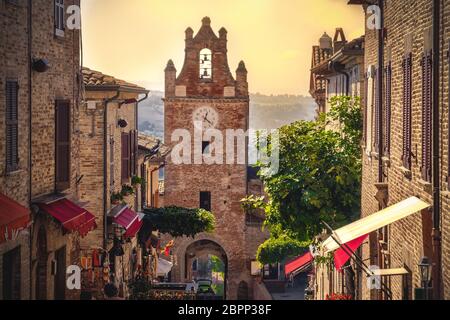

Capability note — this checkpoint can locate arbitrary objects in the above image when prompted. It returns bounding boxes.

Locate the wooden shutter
[421,51,433,182]
[110,135,115,189]
[448,44,450,188]
[374,68,380,151]
[129,130,137,177]
[5,81,19,173]
[121,132,130,182]
[55,100,71,191]
[54,0,65,32]
[384,62,392,156]
[402,54,413,170]
[363,72,368,147]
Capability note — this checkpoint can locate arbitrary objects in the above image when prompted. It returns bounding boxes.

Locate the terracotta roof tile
[82,67,148,93]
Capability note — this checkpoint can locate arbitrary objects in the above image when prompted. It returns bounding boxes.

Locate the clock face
[193,106,219,129]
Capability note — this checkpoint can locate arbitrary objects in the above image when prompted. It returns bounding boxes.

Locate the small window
[202,141,211,155]
[54,0,65,37]
[200,191,211,211]
[200,48,212,79]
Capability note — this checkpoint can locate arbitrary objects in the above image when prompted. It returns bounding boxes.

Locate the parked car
[196,279,215,295]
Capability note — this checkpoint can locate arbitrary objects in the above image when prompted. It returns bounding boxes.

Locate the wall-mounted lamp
[118,119,128,128]
[32,58,50,73]
[415,256,433,300]
[418,256,432,287]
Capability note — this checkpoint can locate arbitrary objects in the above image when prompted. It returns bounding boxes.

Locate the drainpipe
[103,92,120,250]
[27,0,33,300]
[431,0,442,300]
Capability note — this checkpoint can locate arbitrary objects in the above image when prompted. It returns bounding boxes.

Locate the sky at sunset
[81,0,364,95]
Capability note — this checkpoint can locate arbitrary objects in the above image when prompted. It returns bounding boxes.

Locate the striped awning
[38,198,97,237]
[0,193,31,244]
[322,197,430,253]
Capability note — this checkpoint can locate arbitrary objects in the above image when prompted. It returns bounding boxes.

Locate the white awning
[370,268,409,277]
[322,197,430,253]
[156,258,174,276]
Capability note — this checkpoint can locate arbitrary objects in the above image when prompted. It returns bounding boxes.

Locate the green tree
[139,207,215,240]
[255,96,362,264]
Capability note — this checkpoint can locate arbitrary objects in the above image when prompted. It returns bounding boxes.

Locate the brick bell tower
[164,17,252,300]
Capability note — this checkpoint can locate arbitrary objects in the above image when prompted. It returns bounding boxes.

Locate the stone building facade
[309,29,365,300]
[350,0,450,300]
[0,0,96,301]
[311,30,365,114]
[163,17,266,300]
[137,133,170,211]
[80,67,149,298]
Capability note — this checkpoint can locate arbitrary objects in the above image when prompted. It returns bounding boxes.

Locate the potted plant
[131,176,145,187]
[111,192,124,205]
[121,184,135,196]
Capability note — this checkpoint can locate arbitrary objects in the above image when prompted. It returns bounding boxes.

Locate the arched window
[200,48,212,79]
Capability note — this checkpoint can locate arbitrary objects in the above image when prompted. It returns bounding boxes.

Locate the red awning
[285,252,314,277]
[38,199,97,237]
[334,234,368,271]
[0,193,31,244]
[113,208,143,239]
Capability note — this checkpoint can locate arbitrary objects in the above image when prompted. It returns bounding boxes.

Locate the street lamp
[418,256,432,300]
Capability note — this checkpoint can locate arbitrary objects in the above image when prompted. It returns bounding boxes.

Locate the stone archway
[184,239,228,299]
[35,226,48,300]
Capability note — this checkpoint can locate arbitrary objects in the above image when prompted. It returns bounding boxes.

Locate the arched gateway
[164,17,263,300]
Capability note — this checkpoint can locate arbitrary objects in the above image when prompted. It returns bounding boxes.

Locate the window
[2,246,21,300]
[200,48,212,79]
[202,141,211,155]
[54,0,65,37]
[200,191,211,211]
[402,53,413,170]
[55,100,71,191]
[5,80,19,173]
[121,132,130,182]
[421,51,433,182]
[365,67,375,155]
[384,62,392,156]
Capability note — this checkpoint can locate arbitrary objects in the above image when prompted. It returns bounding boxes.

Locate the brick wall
[360,0,450,300]
[79,92,138,249]
[0,0,82,300]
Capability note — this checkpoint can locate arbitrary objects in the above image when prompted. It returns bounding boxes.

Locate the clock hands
[203,111,213,126]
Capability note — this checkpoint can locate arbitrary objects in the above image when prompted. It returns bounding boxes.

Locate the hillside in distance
[138,91,316,139]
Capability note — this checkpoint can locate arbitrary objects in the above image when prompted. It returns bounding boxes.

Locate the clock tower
[163,17,254,299]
